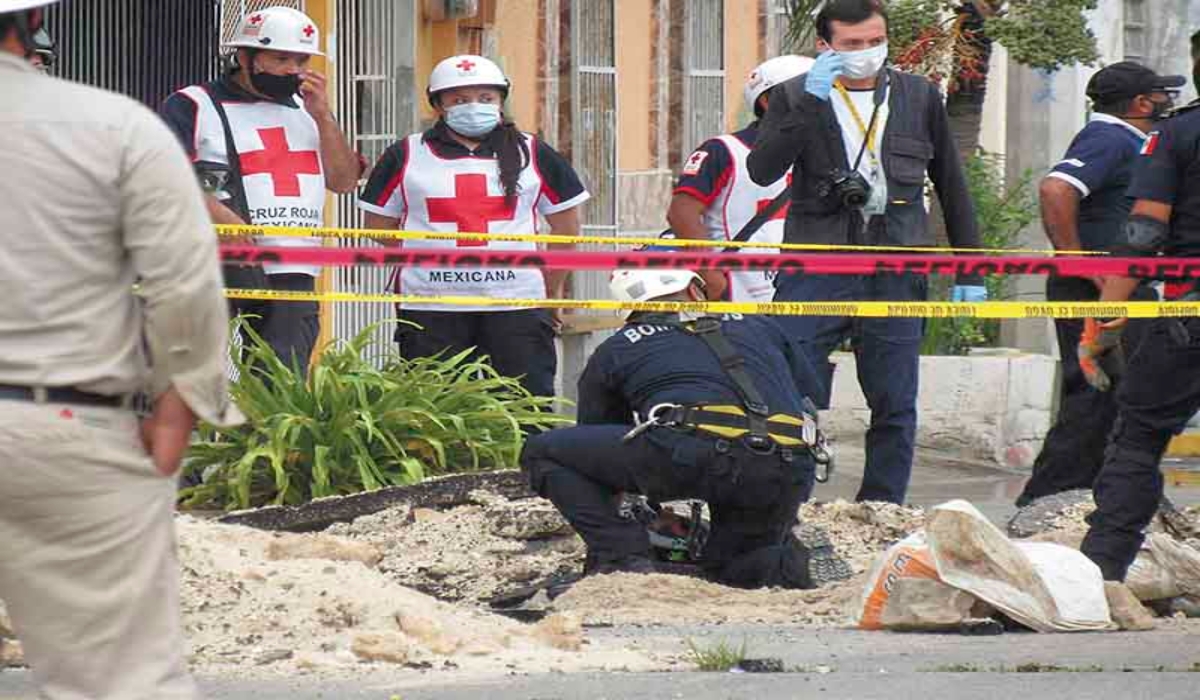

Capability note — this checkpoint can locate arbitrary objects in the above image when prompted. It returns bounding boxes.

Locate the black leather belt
[0,384,126,408]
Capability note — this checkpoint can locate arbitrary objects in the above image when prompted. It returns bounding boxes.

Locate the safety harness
[622,315,834,482]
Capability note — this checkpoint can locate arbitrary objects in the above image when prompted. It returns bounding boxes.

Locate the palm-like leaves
[182,320,570,510]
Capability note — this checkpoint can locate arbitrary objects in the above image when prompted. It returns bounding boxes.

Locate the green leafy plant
[181,320,569,511]
[922,149,1037,355]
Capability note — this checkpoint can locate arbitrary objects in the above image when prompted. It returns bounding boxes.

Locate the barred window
[1123,0,1147,63]
[564,0,619,304]
[331,0,419,354]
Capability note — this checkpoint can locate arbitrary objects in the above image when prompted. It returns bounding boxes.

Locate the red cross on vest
[456,58,476,72]
[240,127,321,198]
[426,173,516,247]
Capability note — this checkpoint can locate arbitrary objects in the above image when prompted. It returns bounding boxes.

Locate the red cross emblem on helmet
[303,24,315,38]
[249,13,264,25]
[456,59,477,73]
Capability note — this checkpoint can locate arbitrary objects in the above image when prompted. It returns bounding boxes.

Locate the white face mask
[840,43,888,80]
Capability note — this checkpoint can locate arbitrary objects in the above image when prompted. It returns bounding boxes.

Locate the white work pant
[0,400,196,699]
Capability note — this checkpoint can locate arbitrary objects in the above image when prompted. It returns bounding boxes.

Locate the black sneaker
[792,521,853,587]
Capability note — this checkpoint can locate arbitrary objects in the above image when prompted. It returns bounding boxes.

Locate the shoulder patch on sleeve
[682,150,710,176]
[1141,132,1160,156]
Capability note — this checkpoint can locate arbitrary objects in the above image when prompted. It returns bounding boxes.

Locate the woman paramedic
[359,55,590,398]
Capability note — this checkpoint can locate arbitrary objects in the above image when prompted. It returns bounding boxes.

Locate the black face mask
[1150,98,1174,121]
[251,71,301,101]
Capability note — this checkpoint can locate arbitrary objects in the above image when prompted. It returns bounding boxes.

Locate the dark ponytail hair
[483,116,530,206]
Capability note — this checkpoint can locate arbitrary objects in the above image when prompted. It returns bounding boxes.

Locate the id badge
[862,164,887,217]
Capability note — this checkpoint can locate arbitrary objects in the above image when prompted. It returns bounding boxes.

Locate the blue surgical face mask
[445,102,502,138]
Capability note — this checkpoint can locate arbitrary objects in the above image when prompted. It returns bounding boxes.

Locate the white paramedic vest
[392,132,548,312]
[702,134,790,304]
[180,85,325,276]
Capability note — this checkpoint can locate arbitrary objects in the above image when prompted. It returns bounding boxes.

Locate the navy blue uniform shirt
[1046,113,1146,251]
[1128,103,1200,255]
[576,313,823,425]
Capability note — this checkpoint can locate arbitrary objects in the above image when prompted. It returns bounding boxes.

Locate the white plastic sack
[925,500,1111,633]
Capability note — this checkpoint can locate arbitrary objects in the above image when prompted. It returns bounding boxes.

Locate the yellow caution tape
[216,224,1105,256]
[225,288,1200,319]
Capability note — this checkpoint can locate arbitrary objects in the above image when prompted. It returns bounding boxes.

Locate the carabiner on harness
[812,431,835,483]
[622,402,680,442]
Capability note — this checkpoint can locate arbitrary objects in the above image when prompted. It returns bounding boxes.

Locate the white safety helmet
[744,55,815,115]
[224,6,323,57]
[428,54,510,99]
[0,0,58,11]
[610,269,705,316]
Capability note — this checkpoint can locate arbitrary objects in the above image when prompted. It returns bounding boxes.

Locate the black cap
[1087,61,1187,103]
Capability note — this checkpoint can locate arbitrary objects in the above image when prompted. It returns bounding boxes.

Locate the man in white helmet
[0,0,240,697]
[359,55,589,401]
[668,55,814,302]
[161,6,360,376]
[517,269,849,592]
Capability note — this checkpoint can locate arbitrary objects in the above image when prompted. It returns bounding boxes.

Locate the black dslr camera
[819,169,872,209]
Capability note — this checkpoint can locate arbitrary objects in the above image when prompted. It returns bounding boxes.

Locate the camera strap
[835,70,889,174]
[204,85,253,222]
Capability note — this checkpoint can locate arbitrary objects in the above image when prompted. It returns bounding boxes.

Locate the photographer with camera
[748,0,983,505]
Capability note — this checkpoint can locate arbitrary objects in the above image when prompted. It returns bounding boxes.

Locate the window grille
[330,0,419,354]
[568,0,620,305]
[682,0,725,163]
[42,0,222,109]
[1123,0,1147,63]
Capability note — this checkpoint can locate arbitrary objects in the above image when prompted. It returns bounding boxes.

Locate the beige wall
[616,0,655,171]
[724,0,762,131]
[415,18,458,124]
[492,0,541,130]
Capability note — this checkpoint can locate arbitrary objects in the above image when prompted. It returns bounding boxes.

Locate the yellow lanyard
[834,80,879,156]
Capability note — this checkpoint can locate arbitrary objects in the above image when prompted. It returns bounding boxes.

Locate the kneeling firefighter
[520,269,850,589]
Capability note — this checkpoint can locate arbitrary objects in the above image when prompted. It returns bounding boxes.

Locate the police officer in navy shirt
[520,269,849,589]
[1074,89,1200,584]
[1016,62,1183,507]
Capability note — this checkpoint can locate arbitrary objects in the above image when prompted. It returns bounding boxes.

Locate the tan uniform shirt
[0,53,240,426]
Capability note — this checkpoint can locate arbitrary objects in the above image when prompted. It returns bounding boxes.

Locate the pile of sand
[325,490,584,603]
[799,500,926,574]
[555,572,864,627]
[321,494,926,628]
[327,493,925,606]
[175,518,658,675]
[0,495,931,675]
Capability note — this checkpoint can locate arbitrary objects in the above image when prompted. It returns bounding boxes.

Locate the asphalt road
[5,624,1200,699]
